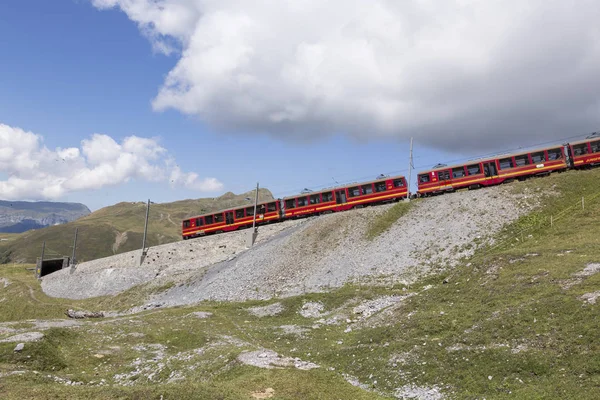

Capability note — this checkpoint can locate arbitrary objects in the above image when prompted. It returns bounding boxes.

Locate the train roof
[417,143,566,174]
[282,174,406,200]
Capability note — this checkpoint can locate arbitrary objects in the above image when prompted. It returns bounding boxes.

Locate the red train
[182,175,407,239]
[182,135,600,240]
[416,137,600,196]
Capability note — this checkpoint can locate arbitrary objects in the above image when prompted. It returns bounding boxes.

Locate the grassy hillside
[0,189,274,264]
[0,169,598,399]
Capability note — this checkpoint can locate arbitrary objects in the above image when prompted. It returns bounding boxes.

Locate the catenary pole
[71,227,78,267]
[406,137,414,201]
[140,199,150,265]
[252,182,259,232]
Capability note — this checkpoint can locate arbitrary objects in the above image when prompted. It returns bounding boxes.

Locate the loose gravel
[42,184,539,306]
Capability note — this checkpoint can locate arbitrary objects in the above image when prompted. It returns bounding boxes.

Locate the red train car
[417,145,568,196]
[568,137,600,168]
[182,200,282,239]
[282,174,408,218]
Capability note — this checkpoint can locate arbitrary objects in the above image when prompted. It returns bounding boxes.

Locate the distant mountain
[0,189,274,264]
[0,200,91,233]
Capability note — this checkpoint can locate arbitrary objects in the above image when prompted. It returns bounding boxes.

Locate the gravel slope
[42,184,539,304]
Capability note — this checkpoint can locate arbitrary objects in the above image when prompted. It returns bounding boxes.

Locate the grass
[0,169,599,398]
[365,201,412,240]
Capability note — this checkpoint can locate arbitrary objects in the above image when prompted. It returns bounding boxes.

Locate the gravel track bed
[42,184,539,305]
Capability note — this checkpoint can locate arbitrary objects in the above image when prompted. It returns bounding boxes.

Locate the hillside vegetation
[0,189,273,264]
[0,169,598,399]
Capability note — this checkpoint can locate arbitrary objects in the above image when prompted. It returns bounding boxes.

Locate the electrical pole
[36,241,46,278]
[405,137,414,201]
[248,183,259,247]
[70,228,78,268]
[140,199,150,265]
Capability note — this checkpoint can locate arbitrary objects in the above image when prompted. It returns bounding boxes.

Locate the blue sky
[1,1,598,210]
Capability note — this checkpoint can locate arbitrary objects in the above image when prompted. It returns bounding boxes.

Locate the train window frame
[298,196,308,207]
[530,151,545,163]
[466,164,481,175]
[437,171,450,181]
[573,143,589,156]
[322,192,333,202]
[309,194,321,204]
[183,220,191,228]
[547,148,562,160]
[590,140,600,153]
[235,209,245,218]
[393,178,405,187]
[284,199,296,209]
[196,218,204,226]
[419,174,430,183]
[514,154,530,167]
[452,167,466,179]
[267,202,277,212]
[348,186,361,197]
[205,215,214,225]
[214,213,224,223]
[374,181,387,192]
[246,206,255,216]
[499,158,514,170]
[361,184,374,195]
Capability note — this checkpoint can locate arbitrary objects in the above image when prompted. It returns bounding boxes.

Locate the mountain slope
[0,189,273,264]
[0,200,91,233]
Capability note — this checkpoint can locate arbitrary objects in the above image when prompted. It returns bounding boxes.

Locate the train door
[336,190,347,204]
[484,161,498,177]
[225,211,234,225]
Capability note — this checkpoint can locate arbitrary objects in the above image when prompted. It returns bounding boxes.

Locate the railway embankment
[42,183,541,304]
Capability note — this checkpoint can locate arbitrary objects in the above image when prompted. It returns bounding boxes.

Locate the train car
[417,145,568,196]
[568,137,600,168]
[282,174,408,218]
[182,200,282,239]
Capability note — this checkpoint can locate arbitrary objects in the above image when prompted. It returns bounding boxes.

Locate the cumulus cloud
[0,123,223,201]
[92,0,600,151]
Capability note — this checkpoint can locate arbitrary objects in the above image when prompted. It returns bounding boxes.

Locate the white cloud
[0,123,223,201]
[92,0,600,151]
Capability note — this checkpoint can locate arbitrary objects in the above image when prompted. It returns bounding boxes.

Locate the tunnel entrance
[36,257,70,278]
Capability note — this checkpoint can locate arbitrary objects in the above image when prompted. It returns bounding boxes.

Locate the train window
[467,164,481,175]
[322,192,333,202]
[361,184,374,194]
[437,171,450,181]
[573,143,588,156]
[183,220,191,228]
[547,148,562,160]
[246,206,255,216]
[205,215,214,224]
[530,152,544,163]
[214,213,224,223]
[284,199,296,209]
[499,158,514,169]
[310,194,321,204]
[452,167,466,178]
[514,154,530,166]
[196,218,204,226]
[267,202,277,212]
[591,141,600,153]
[419,174,430,183]
[236,209,245,218]
[348,187,361,197]
[298,196,308,206]
[374,182,387,192]
[393,179,405,187]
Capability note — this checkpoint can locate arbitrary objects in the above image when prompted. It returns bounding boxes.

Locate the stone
[14,343,24,352]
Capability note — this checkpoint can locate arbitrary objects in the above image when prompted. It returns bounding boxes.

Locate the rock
[14,343,24,352]
[66,309,104,319]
